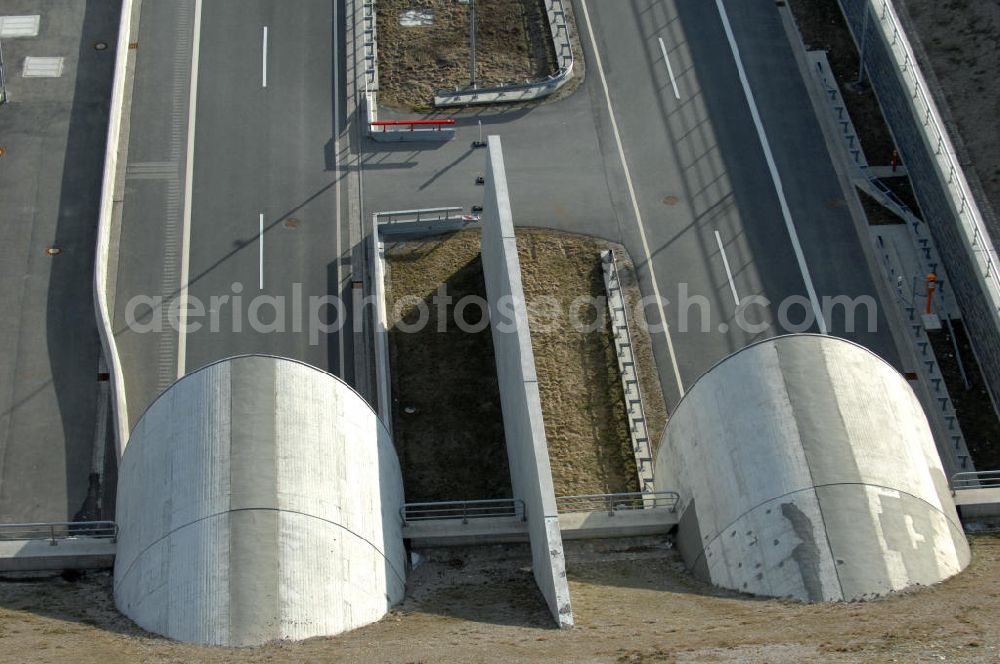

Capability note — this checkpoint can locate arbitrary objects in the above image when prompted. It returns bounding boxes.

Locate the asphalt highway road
[184,0,351,379]
[115,0,352,425]
[364,0,901,409]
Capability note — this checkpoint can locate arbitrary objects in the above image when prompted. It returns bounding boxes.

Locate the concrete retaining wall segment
[94,0,135,455]
[836,0,1000,413]
[479,136,573,627]
[370,219,392,429]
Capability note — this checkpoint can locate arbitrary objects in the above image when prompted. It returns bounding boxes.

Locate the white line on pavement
[714,0,828,334]
[579,0,686,398]
[262,26,268,88]
[657,37,681,100]
[714,230,740,306]
[177,0,203,379]
[259,213,265,290]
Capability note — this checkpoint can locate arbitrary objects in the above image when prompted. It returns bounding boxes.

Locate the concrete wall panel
[480,136,573,627]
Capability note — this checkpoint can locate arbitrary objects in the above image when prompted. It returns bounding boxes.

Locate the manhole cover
[284,217,300,229]
[94,41,108,50]
[663,195,680,206]
[46,246,61,256]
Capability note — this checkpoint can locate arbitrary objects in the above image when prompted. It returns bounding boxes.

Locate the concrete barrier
[479,136,573,628]
[433,0,575,107]
[0,539,116,572]
[93,0,137,455]
[836,0,1000,412]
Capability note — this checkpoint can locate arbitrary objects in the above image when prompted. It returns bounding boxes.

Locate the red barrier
[370,119,456,132]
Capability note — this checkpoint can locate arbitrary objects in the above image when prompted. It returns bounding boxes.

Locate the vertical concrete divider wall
[94,0,137,455]
[479,136,573,627]
[836,0,1000,409]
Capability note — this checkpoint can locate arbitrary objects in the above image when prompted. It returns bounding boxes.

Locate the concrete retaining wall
[114,355,406,646]
[94,0,137,454]
[479,136,573,627]
[655,335,970,601]
[836,0,1000,412]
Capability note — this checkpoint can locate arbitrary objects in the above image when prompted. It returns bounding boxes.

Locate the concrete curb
[93,0,137,456]
[433,0,575,107]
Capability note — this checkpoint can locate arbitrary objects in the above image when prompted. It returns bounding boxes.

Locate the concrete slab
[22,55,63,77]
[0,15,40,38]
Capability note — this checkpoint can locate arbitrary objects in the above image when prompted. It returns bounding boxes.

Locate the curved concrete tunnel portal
[113,355,406,647]
[654,334,970,601]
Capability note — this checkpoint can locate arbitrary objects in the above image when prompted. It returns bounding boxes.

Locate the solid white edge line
[657,37,681,100]
[579,0,686,398]
[177,0,203,379]
[714,230,740,307]
[334,2,345,377]
[714,0,828,334]
[262,25,268,88]
[259,213,264,290]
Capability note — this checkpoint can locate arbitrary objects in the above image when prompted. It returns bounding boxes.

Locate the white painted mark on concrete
[714,0,828,334]
[177,0,204,378]
[0,15,41,38]
[22,56,64,78]
[262,26,268,88]
[259,213,265,290]
[657,37,681,100]
[579,0,686,398]
[714,230,740,307]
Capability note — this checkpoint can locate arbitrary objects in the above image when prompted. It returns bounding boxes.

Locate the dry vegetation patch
[386,229,649,499]
[2,537,999,662]
[376,0,557,110]
[385,231,510,502]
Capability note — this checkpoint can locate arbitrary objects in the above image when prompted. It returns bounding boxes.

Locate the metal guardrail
[602,250,655,493]
[376,207,465,226]
[401,499,526,525]
[556,492,679,514]
[864,0,1000,308]
[0,521,118,544]
[952,470,1000,490]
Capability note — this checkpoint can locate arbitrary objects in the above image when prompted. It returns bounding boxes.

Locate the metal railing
[401,499,526,525]
[863,0,1000,308]
[951,470,1000,491]
[0,521,118,544]
[556,492,679,514]
[602,249,655,493]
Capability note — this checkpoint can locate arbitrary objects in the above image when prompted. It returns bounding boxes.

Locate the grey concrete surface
[362,0,902,412]
[0,0,119,522]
